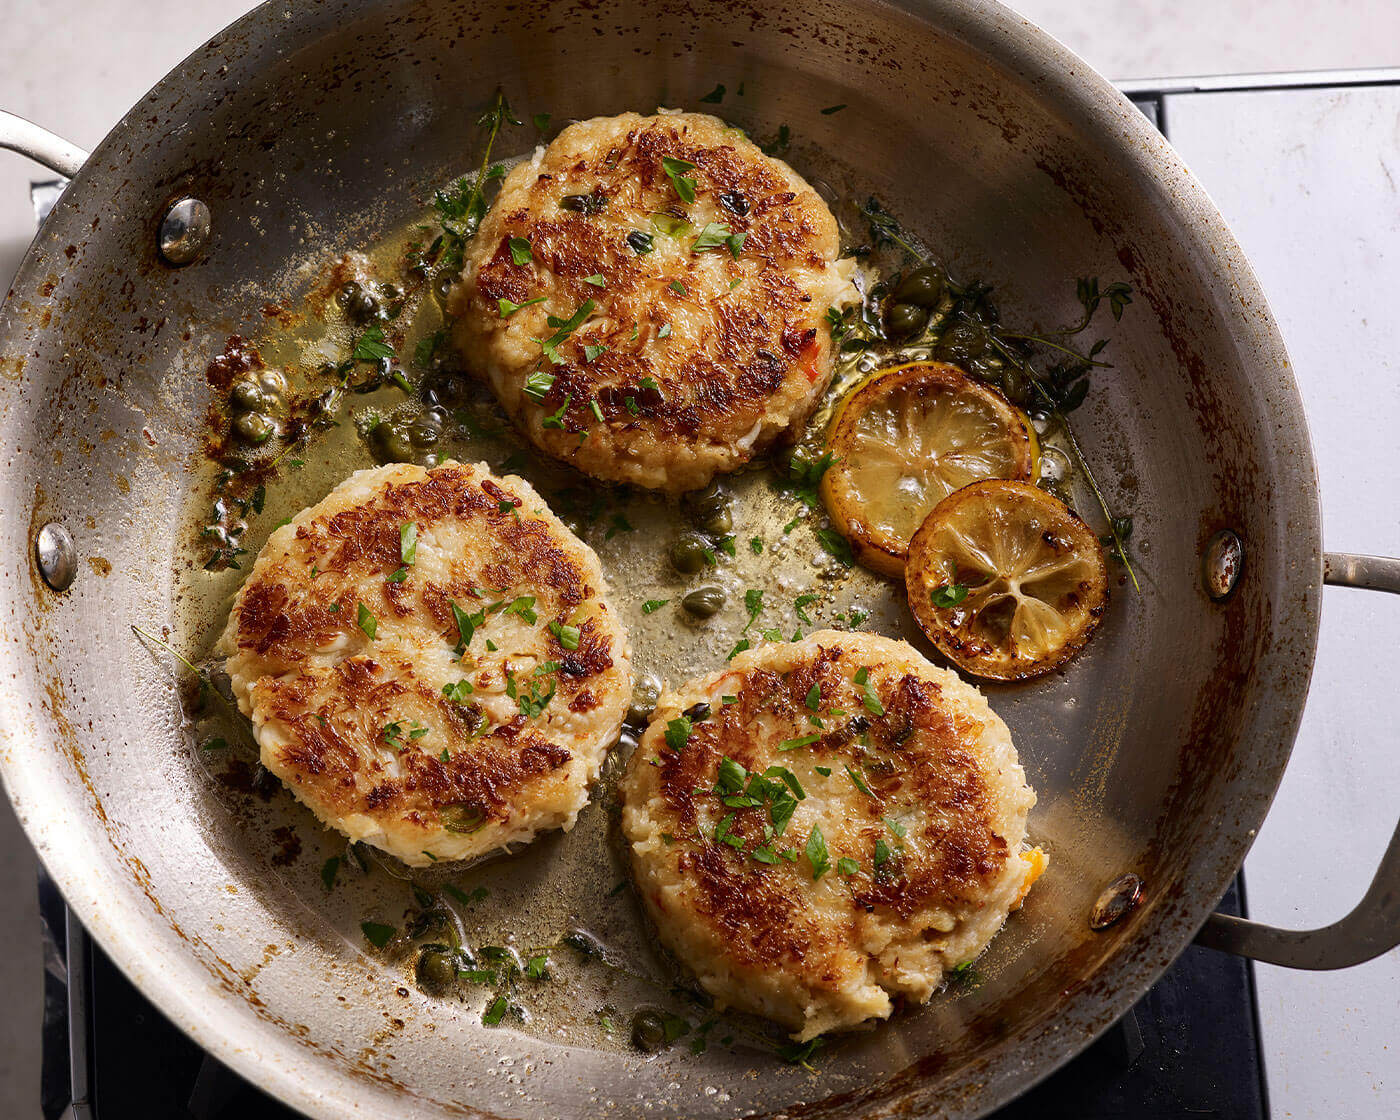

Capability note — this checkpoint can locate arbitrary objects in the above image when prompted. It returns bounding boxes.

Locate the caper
[256,368,288,399]
[629,674,662,722]
[336,280,362,308]
[630,1009,669,1053]
[670,532,713,574]
[407,417,441,448]
[415,948,458,996]
[683,701,711,723]
[893,266,946,308]
[434,273,454,305]
[370,421,414,464]
[686,480,734,535]
[885,301,929,340]
[682,586,726,617]
[233,411,275,445]
[229,380,267,413]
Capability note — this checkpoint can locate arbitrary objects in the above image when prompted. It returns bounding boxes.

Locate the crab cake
[620,631,1043,1040]
[448,110,859,493]
[219,461,631,867]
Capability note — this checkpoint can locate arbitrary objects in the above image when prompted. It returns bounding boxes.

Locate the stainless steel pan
[1,1,1397,1116]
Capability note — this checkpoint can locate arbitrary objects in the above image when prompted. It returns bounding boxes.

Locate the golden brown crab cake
[219,461,631,867]
[448,110,859,493]
[619,630,1042,1040]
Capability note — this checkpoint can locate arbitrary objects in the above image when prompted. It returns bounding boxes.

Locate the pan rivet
[158,197,212,266]
[35,522,77,592]
[1203,529,1244,601]
[1090,873,1143,931]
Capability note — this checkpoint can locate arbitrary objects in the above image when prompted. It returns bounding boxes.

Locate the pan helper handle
[0,110,88,179]
[1195,552,1400,969]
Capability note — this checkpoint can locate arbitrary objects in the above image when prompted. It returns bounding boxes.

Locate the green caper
[407,417,441,448]
[336,280,362,307]
[415,948,458,995]
[233,411,275,445]
[434,273,454,305]
[893,266,946,308]
[630,1009,669,1052]
[682,586,726,617]
[230,379,268,413]
[370,421,414,463]
[885,301,929,339]
[348,289,381,322]
[256,368,288,398]
[670,532,713,575]
[629,674,662,722]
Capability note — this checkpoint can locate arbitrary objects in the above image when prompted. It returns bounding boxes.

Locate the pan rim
[0,0,1324,1116]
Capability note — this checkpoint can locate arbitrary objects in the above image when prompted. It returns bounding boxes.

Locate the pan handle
[1195,550,1400,969]
[0,110,87,179]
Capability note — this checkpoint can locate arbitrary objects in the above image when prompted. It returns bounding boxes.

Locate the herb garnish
[845,765,873,797]
[426,91,519,272]
[506,669,555,719]
[537,299,595,365]
[442,679,475,704]
[805,824,831,881]
[853,666,884,716]
[664,716,693,750]
[361,921,395,948]
[626,230,654,254]
[642,599,669,614]
[357,603,377,639]
[699,83,726,103]
[353,324,395,364]
[321,857,340,890]
[498,295,546,317]
[549,619,581,649]
[661,155,698,203]
[509,236,532,265]
[931,583,968,608]
[523,369,556,403]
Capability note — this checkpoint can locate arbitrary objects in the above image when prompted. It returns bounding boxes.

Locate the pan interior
[0,1,1321,1118]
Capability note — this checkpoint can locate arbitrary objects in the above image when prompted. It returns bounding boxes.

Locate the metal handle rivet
[1203,529,1244,601]
[158,196,212,266]
[1090,872,1143,931]
[35,522,76,592]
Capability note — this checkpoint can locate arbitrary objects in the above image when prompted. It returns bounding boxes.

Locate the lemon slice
[905,480,1107,681]
[819,362,1034,576]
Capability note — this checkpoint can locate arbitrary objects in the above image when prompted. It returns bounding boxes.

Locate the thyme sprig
[423,90,519,272]
[131,625,256,745]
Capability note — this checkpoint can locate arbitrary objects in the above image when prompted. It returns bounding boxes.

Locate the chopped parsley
[503,594,538,624]
[794,592,819,625]
[815,528,854,566]
[360,921,395,948]
[482,995,509,1026]
[742,588,765,631]
[642,599,669,614]
[874,837,893,867]
[506,669,555,718]
[442,679,474,704]
[508,236,532,265]
[498,294,546,318]
[548,619,581,650]
[885,816,908,838]
[451,600,483,653]
[657,322,673,339]
[692,221,734,252]
[320,856,340,890]
[805,824,831,881]
[538,299,595,364]
[845,765,873,797]
[589,398,605,421]
[523,369,556,402]
[777,733,820,751]
[583,273,607,288]
[804,683,821,710]
[356,602,377,639]
[533,112,551,130]
[443,884,489,907]
[837,857,860,877]
[352,324,395,363]
[931,582,969,608]
[661,155,698,203]
[749,536,764,555]
[400,522,418,565]
[853,666,885,715]
[664,715,693,750]
[541,392,571,428]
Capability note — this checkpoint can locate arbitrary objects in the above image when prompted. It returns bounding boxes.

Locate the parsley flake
[498,294,546,317]
[664,716,693,750]
[508,236,532,265]
[661,155,698,203]
[931,582,969,607]
[356,603,377,639]
[805,824,831,881]
[642,599,669,614]
[360,921,395,948]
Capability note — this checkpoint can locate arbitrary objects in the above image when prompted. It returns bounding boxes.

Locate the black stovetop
[39,869,1266,1120]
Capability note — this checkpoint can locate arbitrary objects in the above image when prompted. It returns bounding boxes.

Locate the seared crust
[220,461,631,866]
[448,111,859,492]
[620,631,1038,1039]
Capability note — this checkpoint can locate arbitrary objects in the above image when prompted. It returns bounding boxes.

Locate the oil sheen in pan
[166,138,1088,1059]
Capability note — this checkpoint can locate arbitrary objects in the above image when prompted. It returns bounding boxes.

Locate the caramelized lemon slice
[905,480,1107,681]
[820,362,1034,576]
